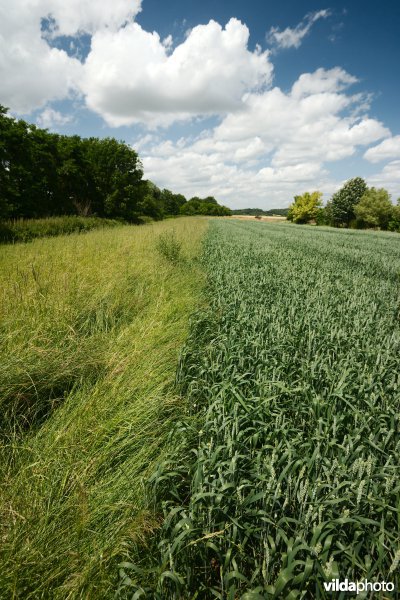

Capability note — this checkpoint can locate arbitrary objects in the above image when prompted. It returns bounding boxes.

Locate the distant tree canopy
[290,177,400,233]
[330,177,368,227]
[390,201,400,232]
[354,187,394,229]
[0,106,144,220]
[180,197,231,216]
[231,208,289,216]
[0,106,230,221]
[287,191,323,224]
[159,188,187,215]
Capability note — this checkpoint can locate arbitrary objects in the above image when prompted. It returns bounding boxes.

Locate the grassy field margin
[0,215,124,244]
[0,217,207,599]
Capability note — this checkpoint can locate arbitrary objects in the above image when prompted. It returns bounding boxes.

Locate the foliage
[388,199,400,232]
[156,229,183,264]
[330,177,368,226]
[0,218,207,598]
[309,184,400,234]
[231,207,289,216]
[287,190,323,223]
[138,194,164,221]
[0,215,120,243]
[84,136,144,220]
[0,106,232,225]
[354,187,394,229]
[159,188,187,215]
[120,220,400,598]
[321,199,334,226]
[0,106,144,220]
[314,206,328,225]
[180,196,231,216]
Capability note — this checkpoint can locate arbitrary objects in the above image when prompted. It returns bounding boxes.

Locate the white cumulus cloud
[367,161,400,200]
[81,18,273,127]
[0,3,397,208]
[364,136,400,163]
[138,67,390,207]
[0,0,142,113]
[212,68,389,166]
[43,0,142,37]
[267,9,331,49]
[291,67,357,98]
[36,108,73,129]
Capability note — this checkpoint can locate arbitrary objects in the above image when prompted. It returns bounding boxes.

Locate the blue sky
[1,0,399,208]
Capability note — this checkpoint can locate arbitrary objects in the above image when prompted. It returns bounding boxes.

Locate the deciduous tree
[354,187,393,229]
[330,177,367,226]
[287,191,323,224]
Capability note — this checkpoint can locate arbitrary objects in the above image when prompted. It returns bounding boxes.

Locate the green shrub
[156,230,183,264]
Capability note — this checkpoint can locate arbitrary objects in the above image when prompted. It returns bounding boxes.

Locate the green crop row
[120,220,400,598]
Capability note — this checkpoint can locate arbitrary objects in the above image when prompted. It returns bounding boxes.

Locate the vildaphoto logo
[323,579,395,595]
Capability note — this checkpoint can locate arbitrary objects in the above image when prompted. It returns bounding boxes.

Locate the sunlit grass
[0,217,208,599]
[0,215,121,243]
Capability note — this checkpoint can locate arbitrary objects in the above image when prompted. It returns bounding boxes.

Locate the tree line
[287,177,400,231]
[231,208,289,217]
[0,106,231,222]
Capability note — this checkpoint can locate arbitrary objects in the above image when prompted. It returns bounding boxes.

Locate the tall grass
[0,215,122,244]
[120,221,400,598]
[0,218,207,598]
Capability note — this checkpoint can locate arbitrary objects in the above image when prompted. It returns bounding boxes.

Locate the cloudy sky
[1,0,399,208]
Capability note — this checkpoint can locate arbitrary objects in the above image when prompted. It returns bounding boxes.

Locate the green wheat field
[1,218,399,598]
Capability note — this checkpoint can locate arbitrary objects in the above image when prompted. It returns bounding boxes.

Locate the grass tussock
[0,217,208,599]
[0,215,122,244]
[156,229,184,264]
